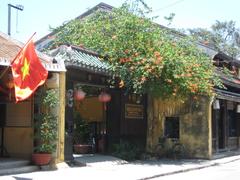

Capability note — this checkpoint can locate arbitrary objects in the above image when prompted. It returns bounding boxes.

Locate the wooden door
[106,89,122,149]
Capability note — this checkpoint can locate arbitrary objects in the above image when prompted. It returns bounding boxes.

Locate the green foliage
[111,140,143,161]
[188,20,240,58]
[34,89,58,153]
[52,0,223,100]
[155,137,186,159]
[164,13,175,26]
[73,113,90,144]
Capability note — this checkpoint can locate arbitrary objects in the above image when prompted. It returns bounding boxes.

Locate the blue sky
[0,0,239,42]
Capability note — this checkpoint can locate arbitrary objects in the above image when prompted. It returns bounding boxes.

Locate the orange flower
[193,64,200,67]
[134,52,139,57]
[130,66,135,71]
[119,80,124,88]
[189,83,198,93]
[144,64,150,69]
[141,58,147,64]
[190,89,196,93]
[119,58,125,63]
[147,68,153,73]
[193,96,198,100]
[141,76,147,82]
[155,56,163,64]
[125,57,132,62]
[166,79,172,83]
[203,41,209,45]
[154,51,161,57]
[112,35,117,39]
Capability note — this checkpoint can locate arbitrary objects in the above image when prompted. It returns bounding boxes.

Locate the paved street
[1,155,240,180]
[155,159,240,180]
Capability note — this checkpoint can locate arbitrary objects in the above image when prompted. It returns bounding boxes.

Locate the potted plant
[32,88,58,166]
[73,113,92,154]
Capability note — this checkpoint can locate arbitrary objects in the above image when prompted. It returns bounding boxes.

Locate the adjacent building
[0,31,66,163]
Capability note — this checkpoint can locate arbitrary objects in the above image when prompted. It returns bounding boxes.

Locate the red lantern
[98,92,111,111]
[98,92,111,102]
[74,89,86,101]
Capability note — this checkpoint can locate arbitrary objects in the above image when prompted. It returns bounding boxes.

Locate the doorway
[72,84,108,154]
[218,100,226,150]
[0,104,7,157]
[218,112,225,149]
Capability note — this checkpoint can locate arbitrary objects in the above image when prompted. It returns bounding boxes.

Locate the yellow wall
[4,127,33,158]
[147,96,212,159]
[3,101,33,158]
[6,101,32,127]
[1,72,66,163]
[75,97,104,122]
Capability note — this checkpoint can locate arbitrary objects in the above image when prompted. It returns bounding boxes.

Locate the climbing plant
[51,0,223,100]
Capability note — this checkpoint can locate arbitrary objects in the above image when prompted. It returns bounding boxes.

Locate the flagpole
[0,32,36,80]
[11,32,36,65]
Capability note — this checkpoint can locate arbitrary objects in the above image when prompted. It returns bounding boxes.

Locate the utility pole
[8,4,24,36]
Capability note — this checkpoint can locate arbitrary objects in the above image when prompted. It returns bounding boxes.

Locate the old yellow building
[147,52,240,159]
[0,32,66,163]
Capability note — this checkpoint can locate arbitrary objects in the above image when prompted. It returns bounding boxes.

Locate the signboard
[125,104,144,119]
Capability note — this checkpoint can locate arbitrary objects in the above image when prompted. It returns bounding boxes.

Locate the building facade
[0,32,66,163]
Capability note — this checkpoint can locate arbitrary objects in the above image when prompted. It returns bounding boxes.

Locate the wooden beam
[56,72,66,163]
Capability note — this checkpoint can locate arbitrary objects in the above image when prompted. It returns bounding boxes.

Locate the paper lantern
[237,104,240,113]
[98,92,111,102]
[98,92,111,111]
[213,99,220,110]
[74,89,86,101]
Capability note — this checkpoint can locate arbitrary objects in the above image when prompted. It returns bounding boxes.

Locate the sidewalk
[2,153,240,180]
[73,153,240,180]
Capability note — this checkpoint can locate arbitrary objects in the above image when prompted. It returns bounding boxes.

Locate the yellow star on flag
[21,57,30,80]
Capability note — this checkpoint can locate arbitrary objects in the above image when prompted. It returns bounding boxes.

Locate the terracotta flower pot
[73,144,92,154]
[32,153,52,166]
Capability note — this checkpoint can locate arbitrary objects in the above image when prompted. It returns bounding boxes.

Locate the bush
[111,140,143,161]
[34,88,58,153]
[155,137,186,159]
[73,113,90,144]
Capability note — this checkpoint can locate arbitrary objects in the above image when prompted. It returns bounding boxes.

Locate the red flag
[11,40,48,102]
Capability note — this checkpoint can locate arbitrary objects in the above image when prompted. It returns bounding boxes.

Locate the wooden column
[207,98,213,159]
[224,100,228,150]
[215,109,219,153]
[56,72,66,162]
[237,110,240,149]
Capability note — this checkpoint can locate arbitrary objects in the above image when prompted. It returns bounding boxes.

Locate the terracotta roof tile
[0,31,66,72]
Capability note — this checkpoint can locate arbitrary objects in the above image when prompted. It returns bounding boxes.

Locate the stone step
[0,159,29,170]
[0,165,39,176]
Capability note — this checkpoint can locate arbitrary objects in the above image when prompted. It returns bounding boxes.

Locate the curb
[138,156,240,180]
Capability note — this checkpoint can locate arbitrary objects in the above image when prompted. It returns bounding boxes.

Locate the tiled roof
[0,32,22,60]
[0,31,65,72]
[215,88,240,103]
[51,45,110,74]
[216,68,240,89]
[36,2,113,47]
